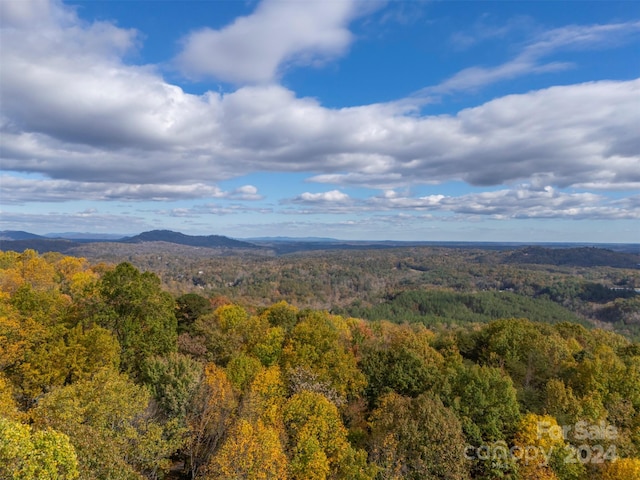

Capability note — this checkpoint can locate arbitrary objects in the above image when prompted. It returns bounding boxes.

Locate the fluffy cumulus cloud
[294,190,352,204]
[1,0,639,225]
[176,0,364,83]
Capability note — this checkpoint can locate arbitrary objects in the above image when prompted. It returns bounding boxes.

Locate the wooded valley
[0,247,639,479]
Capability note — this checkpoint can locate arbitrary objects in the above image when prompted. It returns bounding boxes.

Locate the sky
[0,0,639,242]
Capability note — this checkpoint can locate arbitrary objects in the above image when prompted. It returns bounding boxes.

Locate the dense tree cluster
[1,250,639,479]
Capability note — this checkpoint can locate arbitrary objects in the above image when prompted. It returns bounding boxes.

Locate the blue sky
[0,0,639,242]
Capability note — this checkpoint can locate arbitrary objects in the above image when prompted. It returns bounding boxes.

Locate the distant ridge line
[1,230,638,259]
[0,229,258,251]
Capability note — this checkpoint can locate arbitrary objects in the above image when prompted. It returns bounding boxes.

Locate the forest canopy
[0,249,639,479]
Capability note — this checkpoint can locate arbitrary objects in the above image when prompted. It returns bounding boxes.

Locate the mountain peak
[123,230,256,249]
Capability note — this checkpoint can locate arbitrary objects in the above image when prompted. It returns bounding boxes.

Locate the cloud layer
[1,0,639,229]
[285,187,640,220]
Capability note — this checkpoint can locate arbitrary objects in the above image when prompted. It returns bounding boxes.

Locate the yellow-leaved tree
[185,362,237,478]
[30,368,181,480]
[0,417,79,480]
[599,457,640,480]
[283,311,366,401]
[206,419,289,480]
[513,413,585,480]
[283,390,375,480]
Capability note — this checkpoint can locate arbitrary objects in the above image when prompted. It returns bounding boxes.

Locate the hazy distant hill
[0,231,79,253]
[248,236,341,243]
[121,230,258,249]
[0,238,77,253]
[0,230,47,241]
[45,232,126,240]
[2,230,122,243]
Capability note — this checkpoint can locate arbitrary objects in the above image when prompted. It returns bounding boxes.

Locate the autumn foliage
[1,250,639,479]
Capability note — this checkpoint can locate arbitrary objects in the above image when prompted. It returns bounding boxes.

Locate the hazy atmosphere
[1,0,639,242]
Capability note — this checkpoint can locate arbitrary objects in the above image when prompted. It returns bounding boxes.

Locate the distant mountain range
[1,230,639,263]
[0,229,257,251]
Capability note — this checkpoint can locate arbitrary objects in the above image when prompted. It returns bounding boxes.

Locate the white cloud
[296,190,351,203]
[279,190,355,215]
[175,0,360,83]
[1,0,638,210]
[0,0,76,29]
[231,185,264,201]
